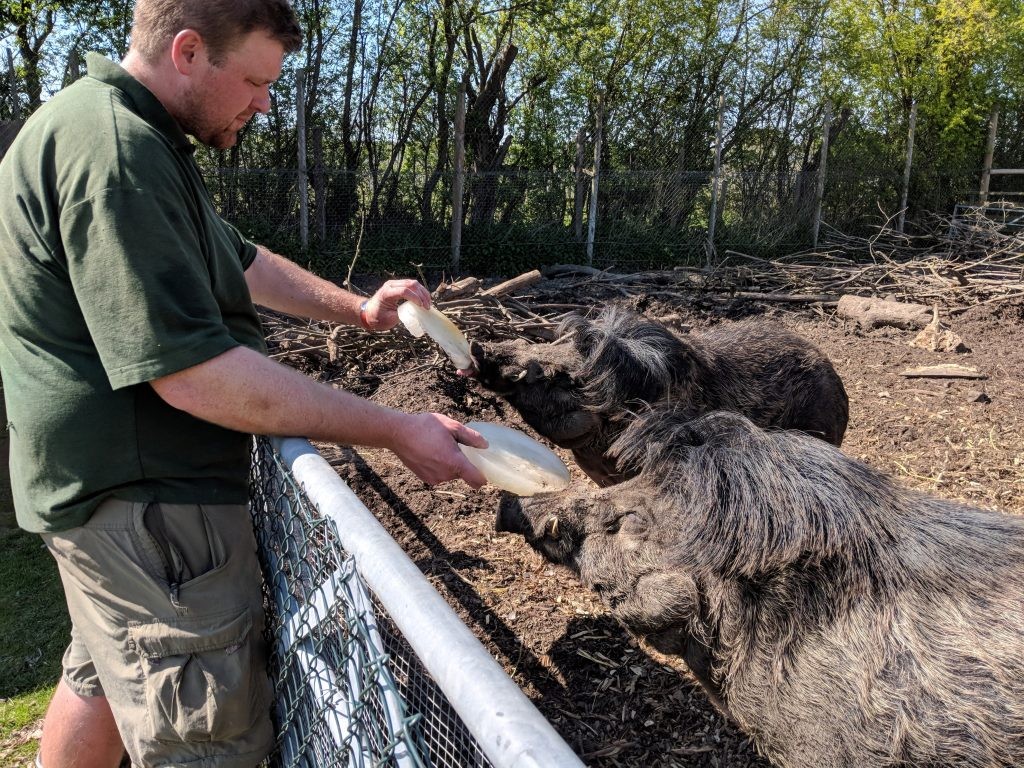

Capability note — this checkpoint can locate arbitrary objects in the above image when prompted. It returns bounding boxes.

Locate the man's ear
[170,29,205,75]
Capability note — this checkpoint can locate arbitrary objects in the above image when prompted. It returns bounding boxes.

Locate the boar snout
[496,494,561,539]
[496,493,528,534]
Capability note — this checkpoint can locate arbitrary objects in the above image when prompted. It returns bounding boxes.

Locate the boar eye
[544,516,560,539]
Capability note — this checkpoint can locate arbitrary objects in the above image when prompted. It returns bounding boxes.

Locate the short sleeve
[220,216,258,269]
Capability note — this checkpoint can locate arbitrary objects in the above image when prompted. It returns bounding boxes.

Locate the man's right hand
[388,413,489,488]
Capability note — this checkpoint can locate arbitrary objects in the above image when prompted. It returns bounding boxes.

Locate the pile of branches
[259,275,573,369]
[712,213,1024,311]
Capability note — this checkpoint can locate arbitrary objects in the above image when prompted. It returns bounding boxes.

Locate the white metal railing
[250,436,585,768]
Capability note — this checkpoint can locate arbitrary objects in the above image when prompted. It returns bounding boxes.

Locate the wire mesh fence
[248,436,585,768]
[250,436,491,767]
[203,159,990,276]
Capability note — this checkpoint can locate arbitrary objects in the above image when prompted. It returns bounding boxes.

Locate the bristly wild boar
[497,408,1024,768]
[472,307,849,486]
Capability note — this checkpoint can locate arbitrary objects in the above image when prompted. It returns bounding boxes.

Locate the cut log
[837,295,932,330]
[481,269,543,297]
[900,364,987,380]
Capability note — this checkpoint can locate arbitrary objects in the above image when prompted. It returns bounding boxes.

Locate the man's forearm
[244,246,433,333]
[245,245,362,324]
[149,345,489,487]
[150,345,402,445]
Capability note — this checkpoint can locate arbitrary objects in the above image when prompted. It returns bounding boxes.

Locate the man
[0,1,487,766]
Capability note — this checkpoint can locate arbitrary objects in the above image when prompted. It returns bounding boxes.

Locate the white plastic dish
[459,422,571,496]
[397,301,473,370]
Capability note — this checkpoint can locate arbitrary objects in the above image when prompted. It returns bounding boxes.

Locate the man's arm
[150,345,488,487]
[244,245,430,330]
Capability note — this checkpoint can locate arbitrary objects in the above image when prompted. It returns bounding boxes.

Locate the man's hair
[131,0,302,65]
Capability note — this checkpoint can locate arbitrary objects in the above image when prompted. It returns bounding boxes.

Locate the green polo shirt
[0,54,267,532]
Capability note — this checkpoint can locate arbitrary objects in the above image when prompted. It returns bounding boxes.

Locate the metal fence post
[706,94,726,264]
[263,437,588,768]
[586,98,603,266]
[451,74,467,273]
[296,68,309,251]
[979,108,999,206]
[812,104,831,250]
[897,100,917,233]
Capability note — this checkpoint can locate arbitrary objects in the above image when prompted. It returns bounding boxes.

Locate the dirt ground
[278,277,1024,767]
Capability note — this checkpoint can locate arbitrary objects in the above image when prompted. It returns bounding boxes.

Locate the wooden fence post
[311,125,326,242]
[586,98,603,266]
[5,48,19,119]
[812,104,831,250]
[295,68,309,251]
[573,127,586,242]
[897,100,917,233]
[706,94,726,264]
[979,108,999,206]
[450,75,468,273]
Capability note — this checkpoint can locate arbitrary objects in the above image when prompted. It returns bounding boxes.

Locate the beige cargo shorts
[42,499,274,768]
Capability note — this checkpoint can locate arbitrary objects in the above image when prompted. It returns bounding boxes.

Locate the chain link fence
[203,160,991,277]
[249,436,585,768]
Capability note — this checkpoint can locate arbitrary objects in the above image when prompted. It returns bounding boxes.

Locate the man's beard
[177,85,242,149]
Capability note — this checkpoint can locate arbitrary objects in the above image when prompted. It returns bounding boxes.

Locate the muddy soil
[274,278,1024,768]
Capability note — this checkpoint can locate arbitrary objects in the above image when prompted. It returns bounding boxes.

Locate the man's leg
[42,500,272,767]
[39,679,124,768]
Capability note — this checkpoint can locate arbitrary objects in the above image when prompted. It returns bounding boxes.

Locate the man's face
[178,30,285,149]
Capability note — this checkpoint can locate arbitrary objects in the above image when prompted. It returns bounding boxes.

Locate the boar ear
[602,508,645,535]
[560,311,599,356]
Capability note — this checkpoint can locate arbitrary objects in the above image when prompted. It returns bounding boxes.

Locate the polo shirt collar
[85,52,195,154]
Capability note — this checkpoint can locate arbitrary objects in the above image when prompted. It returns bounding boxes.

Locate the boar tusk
[545,516,560,539]
[514,369,529,382]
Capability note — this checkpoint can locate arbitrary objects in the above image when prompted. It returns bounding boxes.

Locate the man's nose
[252,87,271,114]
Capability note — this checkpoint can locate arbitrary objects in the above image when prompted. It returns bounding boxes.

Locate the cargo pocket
[129,609,266,743]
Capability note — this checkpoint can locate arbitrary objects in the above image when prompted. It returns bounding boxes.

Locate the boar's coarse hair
[473,307,849,486]
[498,407,1024,768]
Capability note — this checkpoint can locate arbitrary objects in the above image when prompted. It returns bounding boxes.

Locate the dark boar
[497,408,1024,768]
[473,307,849,486]
[470,336,599,449]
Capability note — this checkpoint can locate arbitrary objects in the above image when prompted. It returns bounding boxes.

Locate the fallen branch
[900,364,987,380]
[730,291,838,304]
